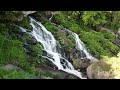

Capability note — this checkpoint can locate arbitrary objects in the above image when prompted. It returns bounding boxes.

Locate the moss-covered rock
[87,61,114,79]
[73,59,80,69]
[102,52,120,79]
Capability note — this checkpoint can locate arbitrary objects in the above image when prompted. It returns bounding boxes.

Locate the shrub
[18,17,32,30]
[103,52,120,79]
[0,68,36,79]
[0,34,29,69]
[80,31,119,58]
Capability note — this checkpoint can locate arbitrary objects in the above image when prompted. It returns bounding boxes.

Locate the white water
[29,17,86,79]
[65,29,98,62]
[45,11,97,62]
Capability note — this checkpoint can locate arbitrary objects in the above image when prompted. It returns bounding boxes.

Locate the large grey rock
[40,76,53,79]
[118,28,120,35]
[1,64,20,70]
[86,61,114,79]
[22,11,37,16]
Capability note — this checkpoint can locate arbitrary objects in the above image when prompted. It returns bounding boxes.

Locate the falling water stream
[19,17,98,79]
[65,29,98,62]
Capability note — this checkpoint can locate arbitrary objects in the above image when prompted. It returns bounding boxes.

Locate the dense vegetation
[0,11,120,79]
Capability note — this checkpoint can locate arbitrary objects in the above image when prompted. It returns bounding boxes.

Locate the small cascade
[29,17,86,79]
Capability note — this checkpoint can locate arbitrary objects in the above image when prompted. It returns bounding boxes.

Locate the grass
[0,68,37,79]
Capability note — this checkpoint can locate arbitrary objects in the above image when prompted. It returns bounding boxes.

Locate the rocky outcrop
[87,61,114,79]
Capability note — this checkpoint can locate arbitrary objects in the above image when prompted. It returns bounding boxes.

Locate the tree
[81,11,107,26]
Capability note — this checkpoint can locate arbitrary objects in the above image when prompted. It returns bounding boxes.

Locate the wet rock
[12,27,26,36]
[24,35,37,45]
[114,38,120,47]
[80,58,91,69]
[64,74,80,79]
[28,38,37,45]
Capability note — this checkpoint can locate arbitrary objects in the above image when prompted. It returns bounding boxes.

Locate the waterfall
[46,11,97,62]
[29,17,86,79]
[50,22,98,62]
[65,29,98,62]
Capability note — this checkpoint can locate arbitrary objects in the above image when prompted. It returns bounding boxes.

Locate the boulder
[40,76,53,79]
[22,11,37,16]
[118,28,120,35]
[1,64,20,70]
[86,61,114,79]
[80,58,91,69]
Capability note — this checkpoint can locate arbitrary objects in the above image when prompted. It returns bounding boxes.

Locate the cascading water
[29,17,86,79]
[50,21,98,62]
[48,13,97,62]
[65,29,98,62]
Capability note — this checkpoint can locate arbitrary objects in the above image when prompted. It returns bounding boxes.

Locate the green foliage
[18,17,32,30]
[0,68,36,79]
[53,12,82,33]
[82,11,107,26]
[42,20,76,51]
[42,20,58,38]
[0,23,14,37]
[80,31,119,58]
[103,52,120,79]
[0,11,23,23]
[53,11,119,58]
[25,44,42,57]
[39,70,64,79]
[62,11,82,20]
[24,34,34,43]
[102,32,115,41]
[0,23,9,35]
[64,34,76,51]
[0,34,30,69]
